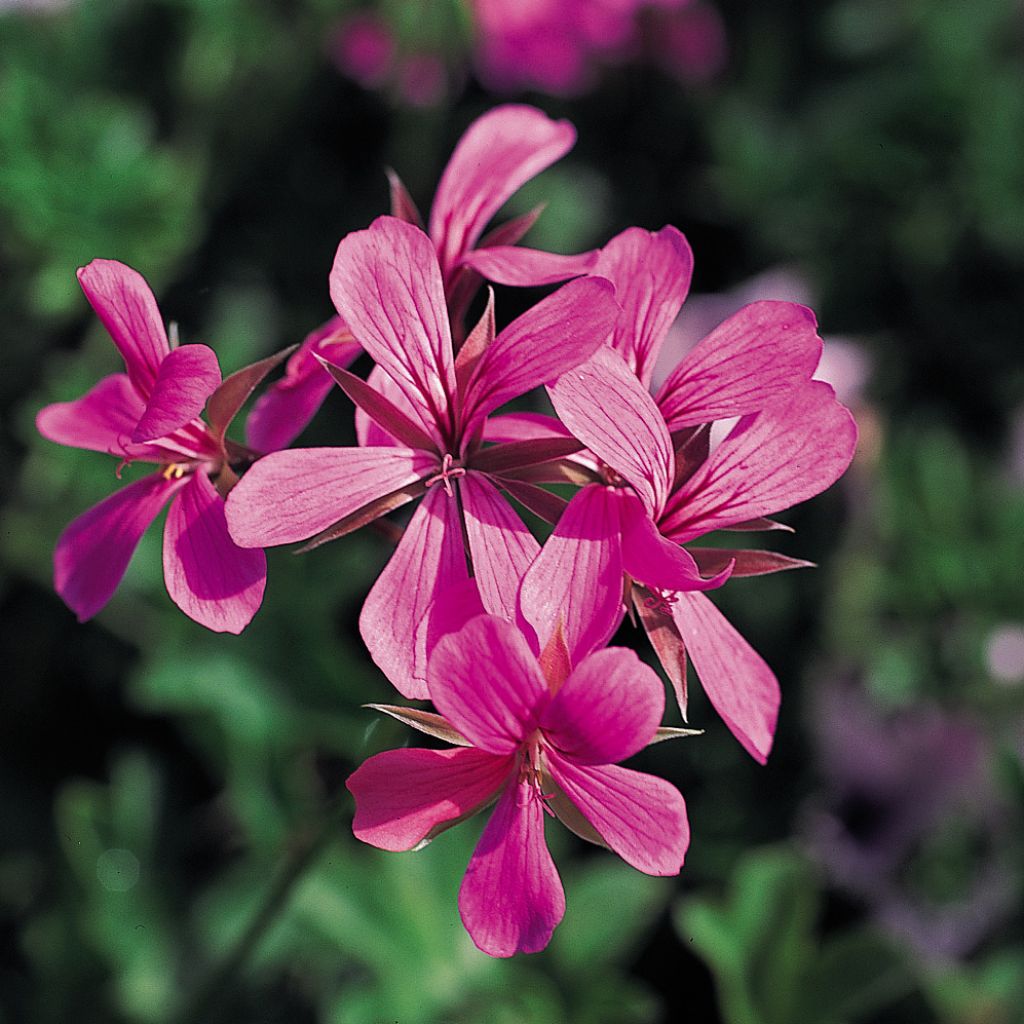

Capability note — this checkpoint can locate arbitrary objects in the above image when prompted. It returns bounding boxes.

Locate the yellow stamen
[161,463,187,480]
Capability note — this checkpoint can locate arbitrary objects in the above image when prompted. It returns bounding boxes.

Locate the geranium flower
[37,259,283,633]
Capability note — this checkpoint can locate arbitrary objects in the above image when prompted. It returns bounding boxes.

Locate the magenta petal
[430,615,548,755]
[54,473,182,621]
[670,590,780,763]
[459,780,565,957]
[359,487,467,699]
[430,105,575,279]
[461,246,599,287]
[656,301,823,431]
[131,343,222,443]
[482,412,572,445]
[542,648,664,764]
[519,484,624,664]
[354,365,414,448]
[77,260,170,398]
[348,746,513,852]
[225,446,435,548]
[550,347,674,516]
[545,757,689,876]
[330,217,456,445]
[162,472,266,633]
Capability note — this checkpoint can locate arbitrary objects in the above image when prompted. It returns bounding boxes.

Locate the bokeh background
[2,1,1023,1021]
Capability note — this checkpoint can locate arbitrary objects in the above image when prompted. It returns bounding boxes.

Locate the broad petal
[670,590,780,763]
[359,487,467,699]
[545,757,689,876]
[542,647,664,764]
[430,614,548,755]
[225,446,435,547]
[550,347,673,516]
[519,484,624,664]
[595,226,693,388]
[54,473,182,621]
[656,301,822,431]
[430,105,575,280]
[460,277,617,441]
[461,246,599,287]
[163,472,266,633]
[348,747,512,851]
[330,217,456,445]
[459,780,565,957]
[482,412,572,445]
[661,381,858,541]
[77,260,169,397]
[132,344,222,443]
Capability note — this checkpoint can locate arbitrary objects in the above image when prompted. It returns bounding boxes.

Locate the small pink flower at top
[37,259,283,633]
[347,606,689,957]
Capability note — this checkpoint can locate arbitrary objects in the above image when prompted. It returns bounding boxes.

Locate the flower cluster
[39,104,857,956]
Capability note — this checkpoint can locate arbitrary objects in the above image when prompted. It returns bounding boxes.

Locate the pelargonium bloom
[37,259,280,633]
[347,609,689,957]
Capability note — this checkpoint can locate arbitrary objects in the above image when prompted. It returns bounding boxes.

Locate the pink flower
[347,610,689,957]
[37,259,277,633]
[226,216,618,695]
[328,13,396,88]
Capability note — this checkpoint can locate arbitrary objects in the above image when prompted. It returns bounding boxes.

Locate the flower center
[161,463,190,480]
[424,452,466,497]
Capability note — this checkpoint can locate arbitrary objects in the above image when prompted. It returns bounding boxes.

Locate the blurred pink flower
[329,12,395,87]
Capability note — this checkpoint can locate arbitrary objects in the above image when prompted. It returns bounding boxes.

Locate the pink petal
[661,381,858,541]
[54,472,183,621]
[670,590,780,763]
[77,260,170,398]
[482,411,572,445]
[519,484,624,664]
[459,780,565,957]
[329,217,456,446]
[162,471,266,633]
[430,105,576,281]
[429,614,548,755]
[542,647,664,764]
[131,344,222,443]
[360,486,468,699]
[595,226,693,388]
[225,446,435,548]
[460,277,618,442]
[655,301,823,431]
[544,756,689,876]
[461,246,599,287]
[355,365,413,448]
[550,347,674,516]
[459,472,539,623]
[348,746,513,852]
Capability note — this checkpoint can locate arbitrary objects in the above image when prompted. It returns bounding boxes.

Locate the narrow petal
[670,590,780,763]
[429,615,548,755]
[354,365,414,448]
[359,486,467,699]
[635,589,687,714]
[545,757,689,876]
[77,260,169,397]
[655,301,822,431]
[461,246,599,287]
[330,217,456,445]
[459,780,565,957]
[542,648,664,765]
[688,547,815,578]
[482,412,572,445]
[54,473,182,621]
[430,105,575,280]
[162,472,266,633]
[349,747,512,851]
[225,446,435,548]
[550,347,674,516]
[132,344,222,443]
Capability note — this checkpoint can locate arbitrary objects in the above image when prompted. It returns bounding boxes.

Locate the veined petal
[330,217,456,445]
[461,246,598,287]
[482,412,572,445]
[225,446,435,548]
[348,747,512,851]
[459,780,565,957]
[670,590,780,763]
[355,365,414,448]
[132,344,222,444]
[656,301,822,431]
[542,647,664,765]
[54,472,183,621]
[661,381,857,541]
[545,757,689,876]
[430,614,548,755]
[595,226,693,388]
[163,472,265,633]
[77,260,170,398]
[550,347,673,516]
[430,105,575,280]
